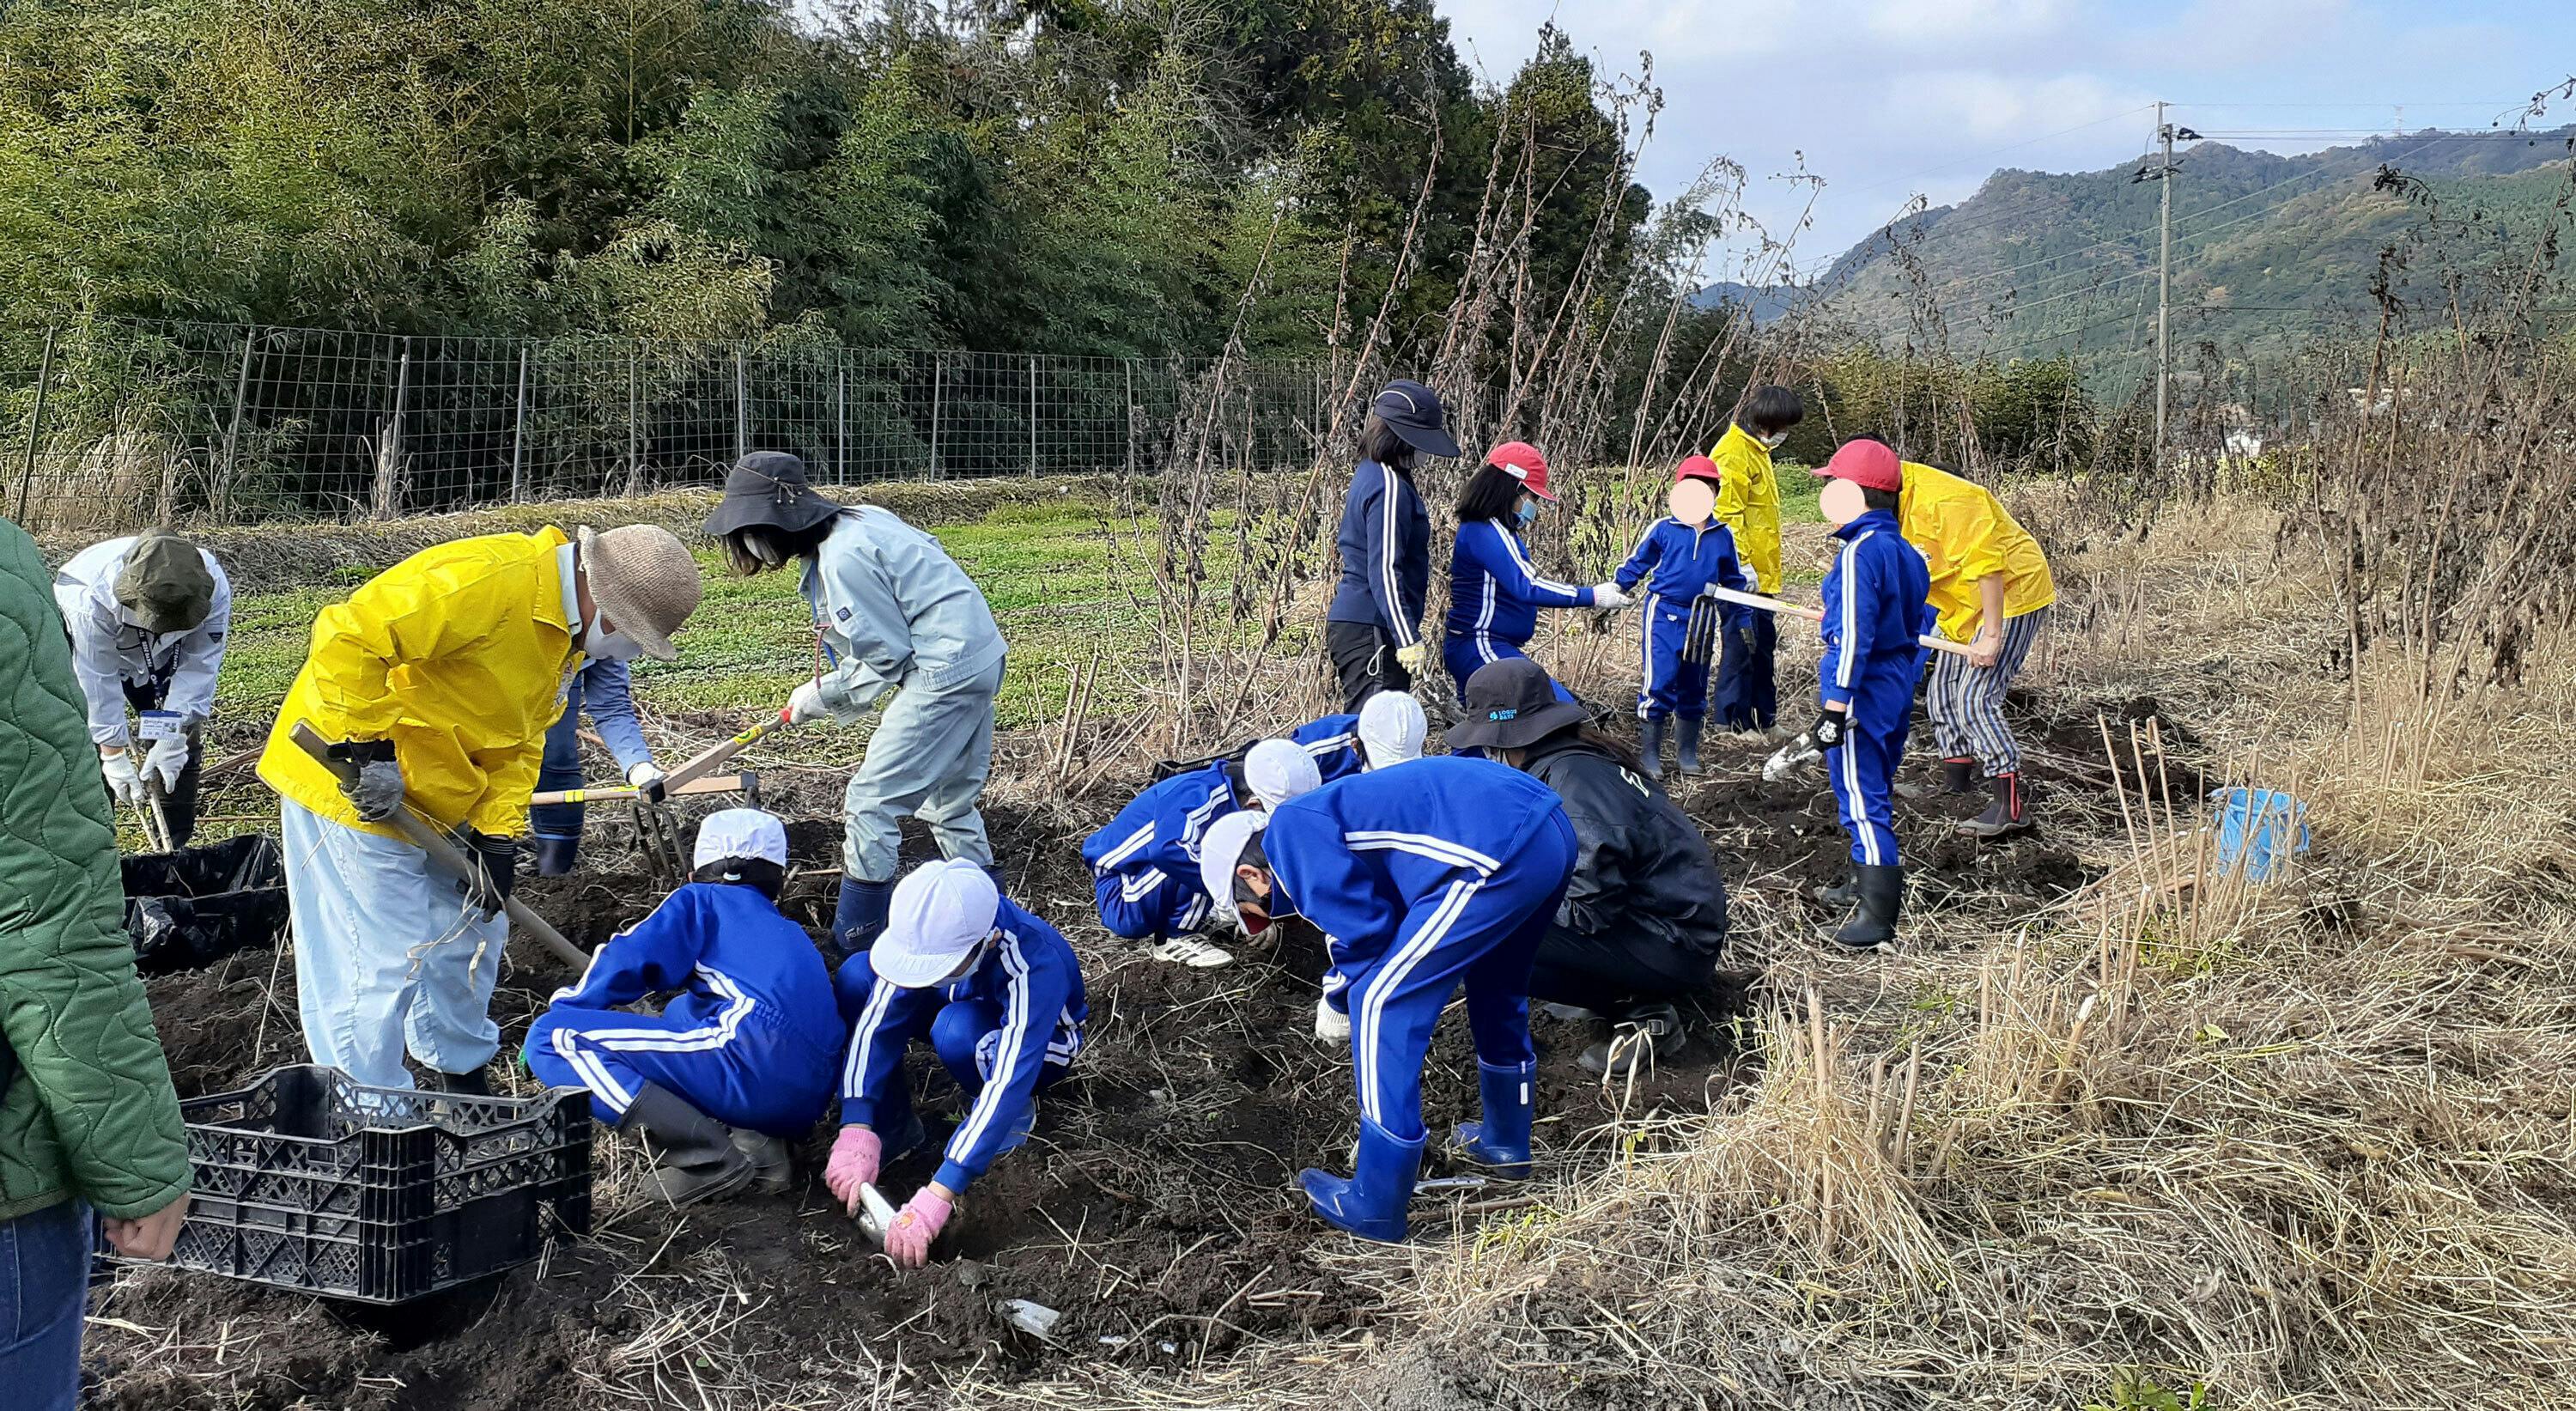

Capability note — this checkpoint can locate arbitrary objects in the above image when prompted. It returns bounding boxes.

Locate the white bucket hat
[1358,691,1427,770]
[693,808,787,871]
[1198,810,1269,932]
[1243,739,1323,810]
[873,859,1001,988]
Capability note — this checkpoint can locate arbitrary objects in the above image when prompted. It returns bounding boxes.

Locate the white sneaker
[1151,936,1235,968]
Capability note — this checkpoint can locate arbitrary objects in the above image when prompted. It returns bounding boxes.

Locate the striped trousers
[1928,606,2049,776]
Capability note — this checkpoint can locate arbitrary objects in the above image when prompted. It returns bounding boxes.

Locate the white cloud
[1864,0,2073,46]
[1895,71,2150,143]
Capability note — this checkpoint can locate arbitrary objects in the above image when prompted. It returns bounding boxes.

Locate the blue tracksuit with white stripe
[1819,508,1935,867]
[1081,762,1242,940]
[1328,459,1431,650]
[1615,518,1753,721]
[1442,518,1592,704]
[833,900,1086,1193]
[524,883,844,1136]
[1263,758,1577,1145]
[1288,712,1369,783]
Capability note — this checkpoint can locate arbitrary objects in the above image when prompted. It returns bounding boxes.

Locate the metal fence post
[374,339,410,520]
[734,347,749,463]
[11,323,58,523]
[217,325,255,490]
[1028,355,1040,477]
[927,353,944,479]
[510,346,530,502]
[1123,359,1136,480]
[627,343,642,491]
[835,350,848,484]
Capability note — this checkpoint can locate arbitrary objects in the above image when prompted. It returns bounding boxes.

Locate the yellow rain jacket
[1898,462,2057,642]
[258,528,580,840]
[1707,423,1783,594]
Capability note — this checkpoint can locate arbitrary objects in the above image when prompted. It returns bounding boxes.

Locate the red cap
[1486,441,1555,501]
[1815,439,1903,492]
[1673,454,1721,485]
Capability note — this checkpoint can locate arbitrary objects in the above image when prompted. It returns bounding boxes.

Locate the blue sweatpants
[525,1006,837,1138]
[1710,606,1778,733]
[529,696,588,847]
[1345,811,1577,1145]
[1442,635,1575,709]
[829,959,1070,1143]
[1826,689,1914,867]
[1635,594,1708,721]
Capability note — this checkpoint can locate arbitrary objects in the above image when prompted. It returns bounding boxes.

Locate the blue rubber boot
[532,834,580,877]
[1448,1060,1535,1179]
[1297,1120,1424,1244]
[833,877,894,958]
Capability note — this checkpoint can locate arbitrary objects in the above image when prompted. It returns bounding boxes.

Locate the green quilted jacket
[0,515,191,1222]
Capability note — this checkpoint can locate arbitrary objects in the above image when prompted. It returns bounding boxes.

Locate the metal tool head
[1762,733,1822,782]
[853,1181,899,1246]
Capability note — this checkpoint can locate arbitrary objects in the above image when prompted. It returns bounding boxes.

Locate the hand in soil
[885,1188,952,1268]
[103,1192,191,1262]
[825,1124,882,1214]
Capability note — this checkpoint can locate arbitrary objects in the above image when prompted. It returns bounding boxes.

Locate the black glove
[464,830,518,921]
[1810,709,1848,751]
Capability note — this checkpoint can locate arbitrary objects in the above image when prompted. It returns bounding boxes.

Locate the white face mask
[586,628,643,662]
[1759,431,1789,451]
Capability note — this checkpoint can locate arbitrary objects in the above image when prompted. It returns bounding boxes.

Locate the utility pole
[2155,101,2174,477]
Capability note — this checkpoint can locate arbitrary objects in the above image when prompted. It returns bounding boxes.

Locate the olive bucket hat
[113,532,217,636]
[702,451,846,538]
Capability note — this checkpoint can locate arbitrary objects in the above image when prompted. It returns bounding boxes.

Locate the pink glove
[823,1125,882,1215]
[884,1188,953,1268]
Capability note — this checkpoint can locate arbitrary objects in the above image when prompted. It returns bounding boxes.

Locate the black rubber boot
[731,1130,793,1196]
[532,834,580,877]
[1831,865,1904,950]
[1814,873,1859,909]
[1674,717,1705,775]
[1941,757,1978,794]
[1638,716,1668,775]
[433,1067,491,1098]
[1580,1001,1691,1079]
[619,1084,756,1207]
[1958,772,2032,837]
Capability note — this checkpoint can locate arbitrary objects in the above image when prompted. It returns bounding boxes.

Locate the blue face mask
[1514,499,1541,529]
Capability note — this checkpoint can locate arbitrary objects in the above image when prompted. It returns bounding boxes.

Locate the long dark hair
[720,517,836,577]
[1359,413,1419,475]
[1527,721,1650,777]
[1452,463,1525,524]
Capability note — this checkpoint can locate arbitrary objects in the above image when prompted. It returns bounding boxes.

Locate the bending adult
[703,452,1006,958]
[3,516,192,1409]
[258,522,702,1092]
[1442,442,1626,705]
[1450,658,1729,1079]
[52,531,230,848]
[1326,380,1457,710]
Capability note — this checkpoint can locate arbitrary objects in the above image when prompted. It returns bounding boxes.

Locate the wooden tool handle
[1698,585,1983,660]
[528,773,751,807]
[285,723,589,970]
[659,711,788,793]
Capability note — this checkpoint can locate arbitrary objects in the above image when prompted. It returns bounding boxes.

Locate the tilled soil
[89,691,2154,1410]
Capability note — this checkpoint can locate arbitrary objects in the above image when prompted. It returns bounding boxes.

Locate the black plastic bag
[123,834,289,975]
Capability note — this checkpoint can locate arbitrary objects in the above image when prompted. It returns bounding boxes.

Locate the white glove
[1590,582,1631,609]
[1314,994,1351,1043]
[625,759,666,803]
[785,679,833,726]
[1393,642,1431,674]
[100,749,148,805]
[143,733,191,792]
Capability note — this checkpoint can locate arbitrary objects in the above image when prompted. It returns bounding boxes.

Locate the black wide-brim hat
[1446,658,1587,751]
[703,451,845,537]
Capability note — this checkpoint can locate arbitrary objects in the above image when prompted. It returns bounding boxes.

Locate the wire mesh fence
[0,319,1339,533]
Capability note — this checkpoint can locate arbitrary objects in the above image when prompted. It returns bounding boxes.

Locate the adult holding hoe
[705,452,1006,958]
[52,530,231,848]
[1327,380,1458,711]
[3,515,193,1407]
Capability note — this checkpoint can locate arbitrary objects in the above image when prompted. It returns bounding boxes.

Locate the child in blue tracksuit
[823,861,1086,1268]
[1615,455,1755,775]
[1810,441,1935,949]
[1327,381,1456,710]
[524,809,843,1206]
[1081,759,1242,965]
[1199,757,1577,1244]
[1440,442,1612,705]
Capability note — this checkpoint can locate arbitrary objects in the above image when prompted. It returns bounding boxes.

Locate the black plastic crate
[121,834,289,975]
[106,1065,592,1303]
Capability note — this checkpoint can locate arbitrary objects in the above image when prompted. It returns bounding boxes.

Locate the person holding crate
[52,531,231,848]
[1705,386,1806,736]
[824,859,1089,1269]
[1613,456,1758,776]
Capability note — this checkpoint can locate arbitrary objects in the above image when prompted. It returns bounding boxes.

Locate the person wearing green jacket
[1,516,193,1409]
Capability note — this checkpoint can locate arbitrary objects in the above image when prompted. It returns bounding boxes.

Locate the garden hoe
[851,1181,901,1246]
[1691,586,1984,782]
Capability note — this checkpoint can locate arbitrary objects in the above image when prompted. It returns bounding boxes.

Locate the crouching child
[524,809,844,1206]
[825,860,1087,1268]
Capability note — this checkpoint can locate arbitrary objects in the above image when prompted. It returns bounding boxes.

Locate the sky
[1437,0,2575,283]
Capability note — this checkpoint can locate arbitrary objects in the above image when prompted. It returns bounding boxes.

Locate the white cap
[1197,810,1270,930]
[1244,739,1322,809]
[693,809,787,871]
[872,859,1000,988]
[1359,691,1428,771]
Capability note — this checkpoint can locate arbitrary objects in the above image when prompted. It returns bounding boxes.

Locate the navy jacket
[1819,508,1935,716]
[1444,518,1594,653]
[1615,516,1754,605]
[1328,460,1431,648]
[1262,757,1572,1008]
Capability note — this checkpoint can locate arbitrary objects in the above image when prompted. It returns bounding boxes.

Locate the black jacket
[1519,734,1728,957]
